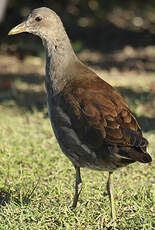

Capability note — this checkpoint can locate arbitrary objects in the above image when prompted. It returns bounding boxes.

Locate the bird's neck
[43,33,78,95]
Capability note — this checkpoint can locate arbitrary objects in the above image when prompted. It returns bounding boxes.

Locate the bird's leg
[72,166,82,208]
[107,172,116,221]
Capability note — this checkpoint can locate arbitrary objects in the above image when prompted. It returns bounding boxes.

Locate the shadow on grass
[138,116,155,132]
[69,19,155,73]
[0,180,39,206]
[87,56,155,73]
[117,87,155,131]
[13,193,35,206]
[0,189,11,206]
[0,73,46,112]
[0,73,44,85]
[13,180,39,206]
[117,87,155,105]
[68,19,155,53]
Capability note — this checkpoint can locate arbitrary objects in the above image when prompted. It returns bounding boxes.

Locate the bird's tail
[118,145,152,164]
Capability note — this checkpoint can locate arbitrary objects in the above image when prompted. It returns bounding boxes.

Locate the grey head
[8,7,67,43]
[8,7,79,93]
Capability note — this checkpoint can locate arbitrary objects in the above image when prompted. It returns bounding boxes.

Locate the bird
[8,7,152,221]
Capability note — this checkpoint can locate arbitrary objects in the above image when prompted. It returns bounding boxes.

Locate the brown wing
[64,76,151,164]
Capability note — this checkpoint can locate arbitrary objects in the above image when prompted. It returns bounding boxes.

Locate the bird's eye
[35,16,42,22]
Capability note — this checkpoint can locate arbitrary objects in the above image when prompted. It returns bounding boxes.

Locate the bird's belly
[52,132,117,172]
[47,98,118,172]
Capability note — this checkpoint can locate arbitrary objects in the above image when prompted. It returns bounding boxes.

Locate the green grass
[0,70,154,229]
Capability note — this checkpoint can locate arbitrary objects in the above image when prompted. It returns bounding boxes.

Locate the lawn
[0,54,154,230]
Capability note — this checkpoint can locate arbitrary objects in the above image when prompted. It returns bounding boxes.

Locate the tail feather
[140,153,152,163]
[124,129,148,147]
[118,146,152,164]
[135,146,152,163]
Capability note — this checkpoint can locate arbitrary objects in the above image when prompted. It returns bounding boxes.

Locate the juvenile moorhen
[8,7,152,221]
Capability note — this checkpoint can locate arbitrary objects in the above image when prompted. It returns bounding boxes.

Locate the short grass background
[0,54,154,229]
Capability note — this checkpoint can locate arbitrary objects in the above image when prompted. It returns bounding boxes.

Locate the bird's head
[8,7,63,41]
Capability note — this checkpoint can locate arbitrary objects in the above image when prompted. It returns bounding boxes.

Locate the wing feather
[62,76,151,164]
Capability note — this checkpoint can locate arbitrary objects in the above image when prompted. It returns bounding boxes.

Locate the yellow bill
[8,21,27,35]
